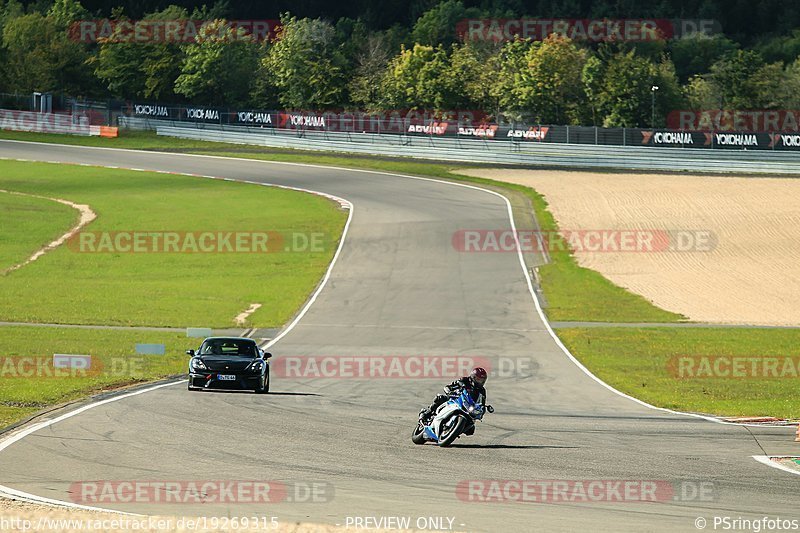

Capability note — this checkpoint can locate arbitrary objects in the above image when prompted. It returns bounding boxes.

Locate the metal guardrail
[129,118,800,175]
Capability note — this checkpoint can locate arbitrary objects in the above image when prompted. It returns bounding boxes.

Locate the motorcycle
[412,388,494,447]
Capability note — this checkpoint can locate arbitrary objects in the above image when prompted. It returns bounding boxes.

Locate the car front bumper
[189,372,263,390]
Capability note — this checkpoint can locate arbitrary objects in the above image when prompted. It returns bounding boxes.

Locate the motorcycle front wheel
[438,416,466,447]
[411,423,427,445]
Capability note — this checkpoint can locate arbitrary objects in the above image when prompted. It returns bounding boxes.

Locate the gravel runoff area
[460,168,800,326]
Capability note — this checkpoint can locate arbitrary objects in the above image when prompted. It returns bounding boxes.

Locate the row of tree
[17,0,800,47]
[3,0,800,127]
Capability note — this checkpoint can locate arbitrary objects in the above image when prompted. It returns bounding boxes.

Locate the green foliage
[382,43,454,110]
[684,75,717,109]
[47,0,88,28]
[708,49,765,109]
[755,30,800,65]
[518,35,588,124]
[2,11,95,95]
[448,42,503,115]
[259,15,347,109]
[670,34,738,81]
[348,33,393,110]
[0,1,798,126]
[491,39,530,116]
[92,6,191,101]
[175,19,259,106]
[580,54,605,125]
[597,50,658,127]
[410,0,467,47]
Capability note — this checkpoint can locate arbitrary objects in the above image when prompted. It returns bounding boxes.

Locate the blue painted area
[135,343,166,355]
[186,327,213,338]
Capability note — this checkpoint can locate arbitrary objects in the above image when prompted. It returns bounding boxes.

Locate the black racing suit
[422,377,487,424]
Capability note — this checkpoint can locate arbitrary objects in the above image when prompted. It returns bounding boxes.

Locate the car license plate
[217,374,236,381]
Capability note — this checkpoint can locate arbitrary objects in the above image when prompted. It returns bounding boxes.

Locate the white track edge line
[752,455,800,477]
[0,142,779,426]
[0,150,354,510]
[0,140,795,498]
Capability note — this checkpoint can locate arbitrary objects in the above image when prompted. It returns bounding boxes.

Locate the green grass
[2,129,778,423]
[0,192,76,272]
[0,129,681,323]
[0,326,191,428]
[0,160,347,327]
[557,327,800,418]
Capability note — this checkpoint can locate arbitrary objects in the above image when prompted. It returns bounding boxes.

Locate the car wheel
[255,373,269,394]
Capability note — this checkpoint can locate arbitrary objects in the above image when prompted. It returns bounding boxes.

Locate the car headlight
[250,360,264,372]
[190,358,207,371]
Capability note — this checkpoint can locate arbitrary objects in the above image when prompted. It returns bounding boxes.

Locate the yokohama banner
[122,101,800,150]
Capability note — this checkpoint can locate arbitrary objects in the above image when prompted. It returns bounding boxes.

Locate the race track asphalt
[0,140,797,532]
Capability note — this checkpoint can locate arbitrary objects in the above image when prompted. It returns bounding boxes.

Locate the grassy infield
[0,130,796,428]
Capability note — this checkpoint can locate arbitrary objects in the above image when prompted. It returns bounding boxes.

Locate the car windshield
[198,339,258,358]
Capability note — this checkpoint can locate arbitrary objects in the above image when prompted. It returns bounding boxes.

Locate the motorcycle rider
[419,367,488,421]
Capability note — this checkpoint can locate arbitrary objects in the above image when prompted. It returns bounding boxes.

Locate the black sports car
[187,337,271,393]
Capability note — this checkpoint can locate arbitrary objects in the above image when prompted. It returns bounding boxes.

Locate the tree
[140,5,193,101]
[2,10,94,95]
[91,11,147,98]
[381,43,454,110]
[174,19,259,106]
[597,50,658,127]
[518,35,588,124]
[410,0,467,47]
[47,0,88,28]
[684,75,717,109]
[259,15,347,109]
[756,30,800,65]
[782,59,800,109]
[749,62,790,110]
[92,6,191,101]
[490,39,530,118]
[581,54,605,125]
[708,49,765,109]
[448,42,503,115]
[669,34,738,81]
[348,33,392,110]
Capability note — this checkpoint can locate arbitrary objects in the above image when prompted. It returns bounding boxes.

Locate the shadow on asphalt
[266,392,322,397]
[198,390,322,397]
[449,444,578,449]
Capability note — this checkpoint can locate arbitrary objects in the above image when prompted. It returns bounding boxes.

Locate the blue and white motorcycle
[412,389,494,447]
